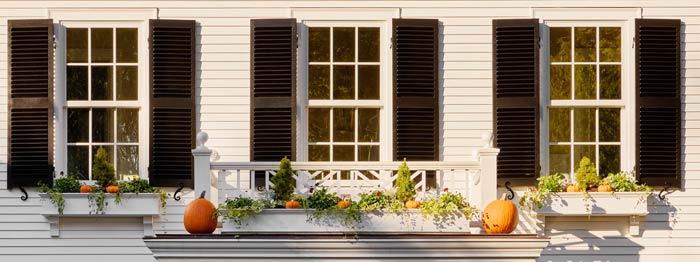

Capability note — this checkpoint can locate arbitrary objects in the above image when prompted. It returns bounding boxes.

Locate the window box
[531,192,649,236]
[221,209,479,234]
[39,193,161,237]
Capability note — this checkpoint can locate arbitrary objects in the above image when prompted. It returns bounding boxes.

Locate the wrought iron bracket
[18,185,28,201]
[658,183,672,201]
[173,183,184,201]
[505,181,515,200]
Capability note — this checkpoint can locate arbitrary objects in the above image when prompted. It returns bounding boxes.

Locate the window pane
[574,108,595,142]
[549,27,571,62]
[599,145,620,176]
[600,65,621,99]
[549,145,570,175]
[309,27,330,62]
[92,146,114,176]
[68,146,89,180]
[574,65,596,99]
[574,27,596,62]
[333,27,355,62]
[599,108,620,142]
[358,145,379,161]
[117,108,139,142]
[549,108,570,142]
[308,108,330,142]
[92,108,114,142]
[574,145,596,172]
[333,145,354,161]
[92,66,113,100]
[116,66,138,100]
[309,65,330,99]
[309,145,330,161]
[333,108,355,142]
[333,65,355,99]
[599,27,621,62]
[67,28,88,63]
[67,109,89,143]
[358,108,380,142]
[117,145,139,180]
[91,28,113,63]
[358,65,379,100]
[550,65,571,100]
[116,28,138,63]
[67,66,88,100]
[358,28,379,62]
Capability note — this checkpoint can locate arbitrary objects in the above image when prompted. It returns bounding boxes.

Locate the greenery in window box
[270,156,295,203]
[218,196,274,225]
[419,191,479,221]
[87,190,108,215]
[38,175,82,215]
[395,159,416,203]
[92,146,116,189]
[575,156,600,190]
[518,173,566,211]
[602,172,652,194]
[303,187,363,229]
[356,190,403,213]
[115,178,170,209]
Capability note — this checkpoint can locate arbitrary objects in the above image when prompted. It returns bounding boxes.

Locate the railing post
[192,131,213,200]
[476,132,499,210]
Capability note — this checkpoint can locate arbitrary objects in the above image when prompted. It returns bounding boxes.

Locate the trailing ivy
[218,196,273,225]
[38,176,81,215]
[519,173,565,211]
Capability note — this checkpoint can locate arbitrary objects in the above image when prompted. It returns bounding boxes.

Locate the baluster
[251,169,256,192]
[236,169,241,191]
[218,169,226,204]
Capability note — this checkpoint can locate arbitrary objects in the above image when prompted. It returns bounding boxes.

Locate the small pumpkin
[598,184,613,192]
[79,184,93,193]
[184,191,218,234]
[566,184,581,192]
[105,185,120,193]
[285,200,300,209]
[405,200,421,209]
[482,198,519,234]
[337,200,350,209]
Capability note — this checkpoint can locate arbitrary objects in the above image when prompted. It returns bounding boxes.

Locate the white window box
[531,192,650,236]
[221,209,480,234]
[39,193,162,237]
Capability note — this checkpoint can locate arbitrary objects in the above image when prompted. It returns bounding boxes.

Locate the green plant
[92,147,116,189]
[357,190,389,211]
[116,178,169,208]
[304,187,362,229]
[218,196,273,225]
[602,172,652,193]
[270,157,296,203]
[87,191,108,215]
[394,159,416,203]
[420,192,479,220]
[575,156,600,189]
[38,176,81,215]
[519,173,565,211]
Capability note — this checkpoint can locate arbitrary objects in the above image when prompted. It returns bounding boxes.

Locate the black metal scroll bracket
[658,183,672,201]
[18,185,28,201]
[504,181,515,200]
[173,183,184,201]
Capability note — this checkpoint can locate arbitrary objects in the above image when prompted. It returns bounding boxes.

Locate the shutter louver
[636,19,681,187]
[393,19,439,161]
[149,19,196,187]
[250,19,296,163]
[492,19,540,186]
[7,19,54,189]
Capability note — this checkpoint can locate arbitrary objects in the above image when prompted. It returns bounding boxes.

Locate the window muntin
[547,26,622,176]
[65,27,140,180]
[307,26,381,162]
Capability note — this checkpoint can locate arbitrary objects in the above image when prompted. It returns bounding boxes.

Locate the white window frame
[55,20,150,180]
[540,19,635,176]
[298,20,392,162]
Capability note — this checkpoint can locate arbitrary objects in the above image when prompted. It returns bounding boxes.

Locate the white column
[192,132,213,199]
[476,131,499,210]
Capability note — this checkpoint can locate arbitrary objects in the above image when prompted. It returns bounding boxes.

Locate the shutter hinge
[537,36,542,49]
[632,37,636,48]
[296,34,299,48]
[52,35,56,49]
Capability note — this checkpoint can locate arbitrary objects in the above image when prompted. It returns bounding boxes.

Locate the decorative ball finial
[196,131,209,149]
[481,131,493,148]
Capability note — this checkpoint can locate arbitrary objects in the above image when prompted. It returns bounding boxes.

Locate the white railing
[192,132,500,209]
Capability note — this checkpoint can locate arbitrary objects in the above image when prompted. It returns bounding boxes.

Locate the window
[64,26,141,180]
[304,25,383,162]
[546,25,624,176]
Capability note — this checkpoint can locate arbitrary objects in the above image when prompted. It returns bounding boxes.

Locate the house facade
[0,0,695,261]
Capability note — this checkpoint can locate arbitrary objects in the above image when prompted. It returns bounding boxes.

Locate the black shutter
[250,19,296,168]
[148,19,196,187]
[636,19,681,187]
[7,19,54,189]
[393,19,439,162]
[492,19,540,186]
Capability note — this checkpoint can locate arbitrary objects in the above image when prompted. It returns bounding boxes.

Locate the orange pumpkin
[482,199,519,234]
[598,184,613,192]
[285,200,300,209]
[337,200,350,209]
[79,184,93,193]
[184,191,217,234]
[566,184,581,192]
[405,200,421,209]
[105,185,120,193]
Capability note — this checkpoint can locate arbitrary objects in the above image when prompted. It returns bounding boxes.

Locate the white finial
[481,131,493,149]
[196,131,209,149]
